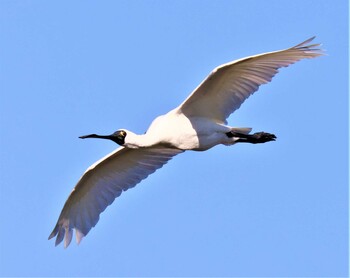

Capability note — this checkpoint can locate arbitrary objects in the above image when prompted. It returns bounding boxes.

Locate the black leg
[226,131,277,144]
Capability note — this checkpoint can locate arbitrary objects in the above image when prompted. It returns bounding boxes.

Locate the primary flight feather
[49,37,323,247]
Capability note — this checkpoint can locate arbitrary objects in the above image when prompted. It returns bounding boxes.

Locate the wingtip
[292,36,325,57]
[48,222,67,247]
[295,36,316,47]
[48,223,59,241]
[63,228,73,248]
[76,229,85,245]
[50,227,85,248]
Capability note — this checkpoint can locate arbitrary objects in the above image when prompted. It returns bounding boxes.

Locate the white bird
[49,37,323,247]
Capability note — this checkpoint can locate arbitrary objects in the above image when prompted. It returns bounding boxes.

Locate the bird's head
[79,129,127,146]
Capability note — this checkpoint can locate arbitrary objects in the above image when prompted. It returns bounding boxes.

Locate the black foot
[226,131,277,144]
[248,132,277,144]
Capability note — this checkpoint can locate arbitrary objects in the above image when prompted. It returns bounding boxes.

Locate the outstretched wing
[177,37,324,123]
[49,146,183,248]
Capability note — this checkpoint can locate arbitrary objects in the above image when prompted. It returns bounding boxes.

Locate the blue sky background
[0,0,348,277]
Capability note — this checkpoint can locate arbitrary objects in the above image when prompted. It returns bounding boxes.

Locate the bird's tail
[230,127,252,134]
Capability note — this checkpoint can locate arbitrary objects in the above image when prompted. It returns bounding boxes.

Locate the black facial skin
[111,130,127,145]
[79,130,127,146]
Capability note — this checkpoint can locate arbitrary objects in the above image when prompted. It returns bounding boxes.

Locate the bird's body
[49,37,323,247]
[128,110,244,151]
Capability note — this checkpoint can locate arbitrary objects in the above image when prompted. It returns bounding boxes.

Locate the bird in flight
[49,37,323,248]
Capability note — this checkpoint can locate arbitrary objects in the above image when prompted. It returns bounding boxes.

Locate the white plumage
[49,37,323,247]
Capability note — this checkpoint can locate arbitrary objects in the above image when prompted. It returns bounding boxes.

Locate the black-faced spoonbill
[49,37,323,247]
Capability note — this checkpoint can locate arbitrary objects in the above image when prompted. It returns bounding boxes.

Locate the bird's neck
[124,132,155,149]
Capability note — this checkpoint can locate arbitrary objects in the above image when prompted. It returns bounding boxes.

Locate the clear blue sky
[0,0,348,276]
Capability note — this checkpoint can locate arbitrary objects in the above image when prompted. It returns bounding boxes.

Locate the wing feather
[49,146,183,247]
[178,37,324,123]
